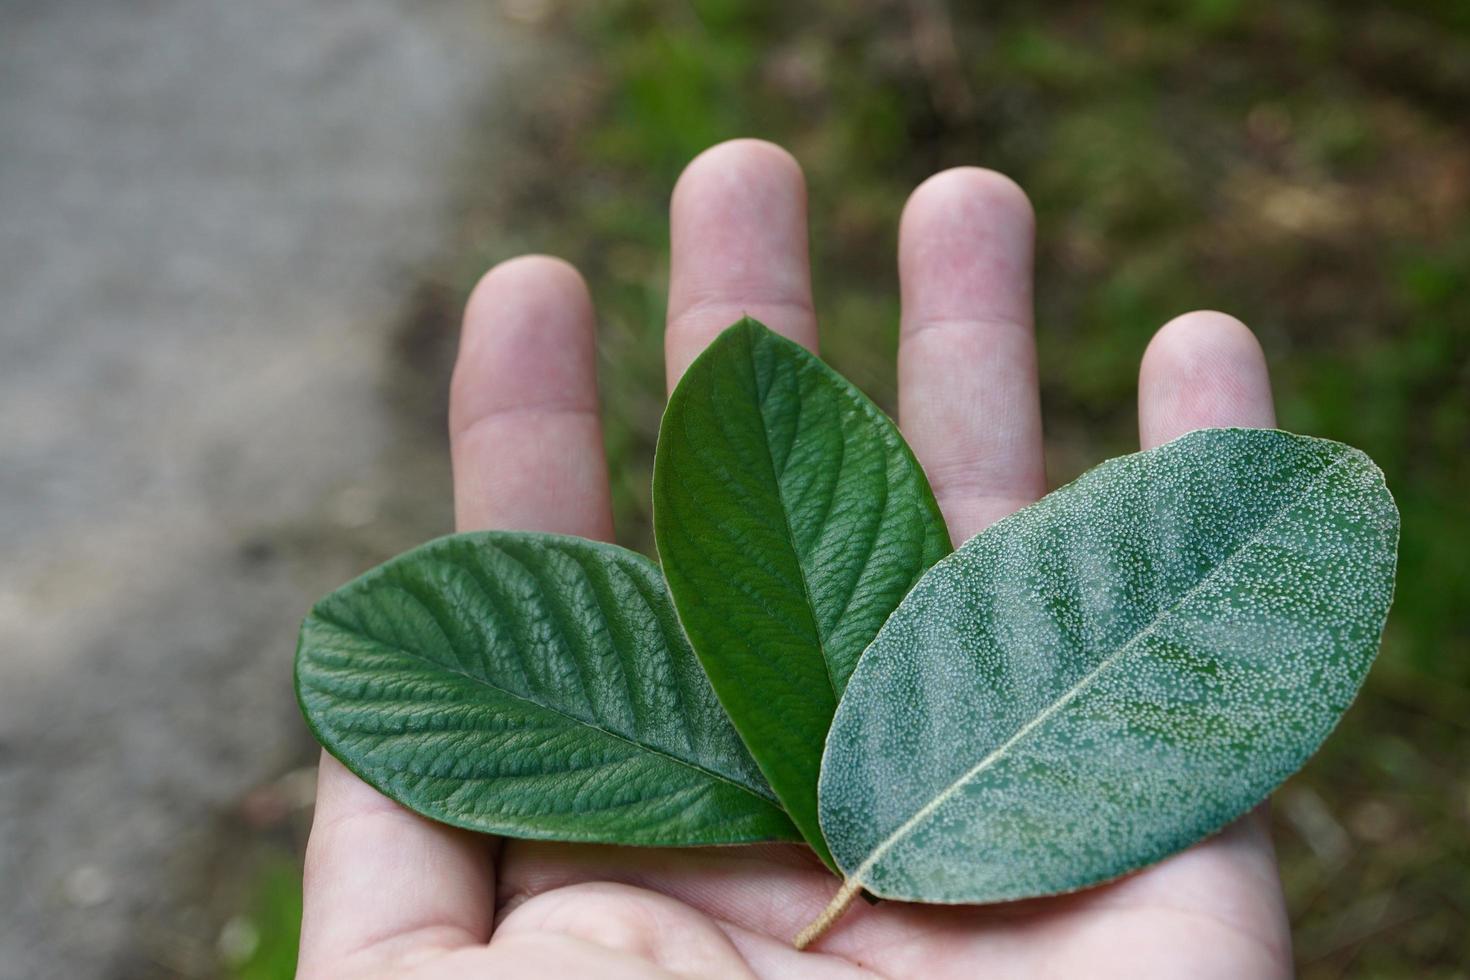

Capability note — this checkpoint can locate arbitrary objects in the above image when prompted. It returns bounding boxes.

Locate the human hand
[297,139,1293,979]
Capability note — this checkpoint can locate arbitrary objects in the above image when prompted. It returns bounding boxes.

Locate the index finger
[298,256,612,975]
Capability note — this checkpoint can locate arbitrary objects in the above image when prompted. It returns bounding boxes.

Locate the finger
[1136,309,1290,943]
[450,256,614,539]
[666,139,817,389]
[495,882,757,978]
[299,756,497,975]
[299,256,613,975]
[897,167,1045,542]
[1138,310,1275,446]
[498,840,844,943]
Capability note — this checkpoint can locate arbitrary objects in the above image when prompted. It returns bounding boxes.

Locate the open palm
[297,140,1293,979]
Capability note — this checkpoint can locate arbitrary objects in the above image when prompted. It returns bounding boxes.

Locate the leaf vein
[844,448,1354,887]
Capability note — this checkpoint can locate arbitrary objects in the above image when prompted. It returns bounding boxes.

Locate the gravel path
[0,1,515,975]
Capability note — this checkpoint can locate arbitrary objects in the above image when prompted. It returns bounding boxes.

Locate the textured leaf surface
[819,428,1398,903]
[296,531,798,846]
[654,318,950,867]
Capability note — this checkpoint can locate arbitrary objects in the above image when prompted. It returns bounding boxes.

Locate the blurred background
[2,0,1466,977]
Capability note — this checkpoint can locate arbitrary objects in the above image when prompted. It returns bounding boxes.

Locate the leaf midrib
[843,448,1352,887]
[307,583,782,808]
[744,335,842,701]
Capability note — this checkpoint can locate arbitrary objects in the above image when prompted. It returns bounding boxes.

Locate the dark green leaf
[819,428,1398,903]
[296,531,798,846]
[654,318,950,868]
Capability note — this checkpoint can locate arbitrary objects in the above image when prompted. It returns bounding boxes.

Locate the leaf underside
[296,531,798,846]
[819,428,1399,903]
[654,318,951,869]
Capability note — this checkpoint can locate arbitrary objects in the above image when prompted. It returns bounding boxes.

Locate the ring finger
[897,167,1045,541]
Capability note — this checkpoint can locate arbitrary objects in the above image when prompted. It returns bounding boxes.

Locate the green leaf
[295,531,798,846]
[654,318,951,869]
[819,428,1398,904]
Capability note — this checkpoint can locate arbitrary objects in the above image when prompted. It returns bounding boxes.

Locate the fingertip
[495,882,751,977]
[451,254,597,438]
[671,138,806,213]
[1143,310,1265,371]
[901,167,1034,244]
[1139,311,1275,449]
[898,167,1034,327]
[461,255,591,351]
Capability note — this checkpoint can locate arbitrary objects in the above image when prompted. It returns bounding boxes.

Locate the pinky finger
[1135,308,1289,933]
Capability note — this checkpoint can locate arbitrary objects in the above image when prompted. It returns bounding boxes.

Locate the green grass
[226,856,301,980]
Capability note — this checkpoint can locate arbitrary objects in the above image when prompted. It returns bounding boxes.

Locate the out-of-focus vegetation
[225,857,300,980]
[245,1,1470,976]
[493,2,1469,975]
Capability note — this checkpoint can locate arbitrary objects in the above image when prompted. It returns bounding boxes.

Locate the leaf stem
[793,877,864,950]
